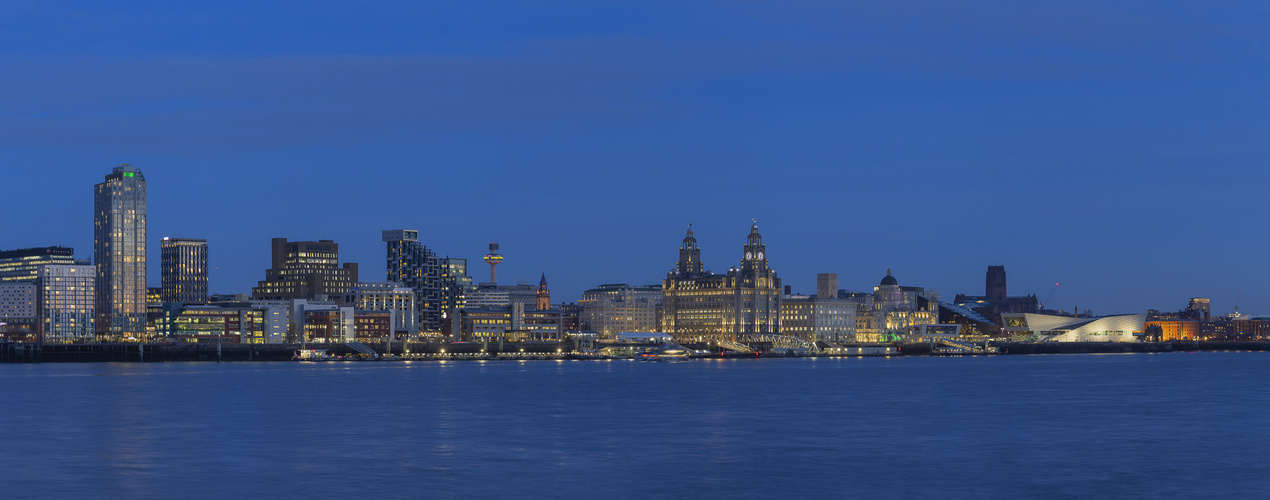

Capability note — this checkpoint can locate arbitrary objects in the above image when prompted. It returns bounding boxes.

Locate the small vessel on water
[637,344,691,362]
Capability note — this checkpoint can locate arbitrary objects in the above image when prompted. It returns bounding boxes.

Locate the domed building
[855,269,940,342]
[661,223,783,342]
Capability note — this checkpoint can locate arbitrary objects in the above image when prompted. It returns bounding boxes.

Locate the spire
[536,272,550,310]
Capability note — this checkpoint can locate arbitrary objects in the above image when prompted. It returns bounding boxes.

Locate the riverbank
[3,340,1270,363]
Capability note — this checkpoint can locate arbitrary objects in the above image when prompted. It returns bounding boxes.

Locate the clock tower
[740,219,769,276]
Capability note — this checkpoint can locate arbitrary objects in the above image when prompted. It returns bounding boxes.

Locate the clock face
[757,251,764,259]
[745,252,752,260]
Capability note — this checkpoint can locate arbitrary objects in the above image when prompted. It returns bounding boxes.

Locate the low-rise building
[1001,313,1145,342]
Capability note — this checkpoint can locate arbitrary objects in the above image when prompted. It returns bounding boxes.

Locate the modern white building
[1001,313,1146,342]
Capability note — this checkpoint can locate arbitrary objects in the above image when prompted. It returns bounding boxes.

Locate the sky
[1,1,1268,316]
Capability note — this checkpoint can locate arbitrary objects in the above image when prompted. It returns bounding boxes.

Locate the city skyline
[2,2,1268,314]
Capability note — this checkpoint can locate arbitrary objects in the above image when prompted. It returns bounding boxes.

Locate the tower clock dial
[745,252,752,260]
[757,251,764,259]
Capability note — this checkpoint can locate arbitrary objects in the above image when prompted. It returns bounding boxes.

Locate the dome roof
[880,268,898,286]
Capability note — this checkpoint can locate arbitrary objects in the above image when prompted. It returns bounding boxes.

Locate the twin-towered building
[661,223,783,342]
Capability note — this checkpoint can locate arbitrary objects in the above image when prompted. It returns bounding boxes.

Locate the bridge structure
[714,339,755,354]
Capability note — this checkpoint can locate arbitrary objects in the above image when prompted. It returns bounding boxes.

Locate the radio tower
[483,242,503,284]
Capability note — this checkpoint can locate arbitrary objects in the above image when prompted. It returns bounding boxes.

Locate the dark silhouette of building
[954,265,1038,320]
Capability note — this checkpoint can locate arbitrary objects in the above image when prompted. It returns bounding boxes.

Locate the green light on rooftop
[123,172,134,177]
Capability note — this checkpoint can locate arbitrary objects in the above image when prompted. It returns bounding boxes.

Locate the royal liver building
[661,223,782,342]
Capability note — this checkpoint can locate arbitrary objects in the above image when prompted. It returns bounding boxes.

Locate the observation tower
[483,242,503,284]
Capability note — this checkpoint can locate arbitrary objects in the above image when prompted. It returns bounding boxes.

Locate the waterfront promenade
[2,340,1267,363]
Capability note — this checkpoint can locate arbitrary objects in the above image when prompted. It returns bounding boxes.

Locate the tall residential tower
[94,164,147,339]
[160,237,209,304]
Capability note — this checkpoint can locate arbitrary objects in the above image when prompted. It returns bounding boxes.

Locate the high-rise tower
[536,273,550,310]
[160,238,208,304]
[483,243,503,284]
[383,229,440,332]
[94,164,147,340]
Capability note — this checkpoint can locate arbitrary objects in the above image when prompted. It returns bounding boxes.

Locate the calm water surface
[2,352,1268,499]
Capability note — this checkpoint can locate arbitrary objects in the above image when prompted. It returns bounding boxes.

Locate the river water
[2,352,1267,499]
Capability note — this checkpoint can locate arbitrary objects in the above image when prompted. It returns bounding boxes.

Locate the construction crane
[1040,282,1060,309]
[209,267,220,295]
[1232,290,1243,318]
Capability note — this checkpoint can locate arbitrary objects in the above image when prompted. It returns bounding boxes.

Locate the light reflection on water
[1,352,1268,499]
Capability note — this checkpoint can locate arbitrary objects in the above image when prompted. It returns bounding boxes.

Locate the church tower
[536,272,551,310]
[676,225,703,276]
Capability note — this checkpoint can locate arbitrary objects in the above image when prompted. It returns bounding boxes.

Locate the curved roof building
[1001,313,1145,342]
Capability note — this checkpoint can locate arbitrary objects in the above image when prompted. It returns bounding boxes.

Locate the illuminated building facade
[94,164,147,339]
[661,223,782,342]
[780,294,856,343]
[536,273,551,310]
[383,230,443,333]
[857,270,940,341]
[1187,298,1211,321]
[1002,313,1145,342]
[0,247,88,283]
[579,283,662,337]
[342,282,416,336]
[153,305,267,343]
[1144,319,1200,341]
[160,237,208,304]
[251,238,359,300]
[458,302,564,342]
[439,257,475,319]
[37,264,96,343]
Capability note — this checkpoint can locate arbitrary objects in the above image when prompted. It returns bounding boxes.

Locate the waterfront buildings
[439,257,475,321]
[0,247,87,283]
[779,273,856,342]
[153,305,268,343]
[781,294,856,343]
[854,270,940,342]
[94,165,148,339]
[0,282,37,339]
[251,238,359,301]
[1001,313,1146,342]
[578,283,661,337]
[458,303,564,342]
[37,264,96,343]
[661,223,782,342]
[458,274,565,341]
[160,237,208,304]
[1144,319,1200,341]
[341,282,417,336]
[383,230,443,333]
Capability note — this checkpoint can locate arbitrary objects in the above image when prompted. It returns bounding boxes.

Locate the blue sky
[2,1,1268,315]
